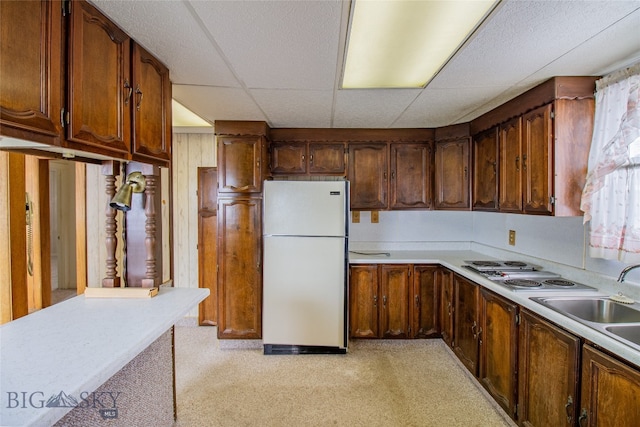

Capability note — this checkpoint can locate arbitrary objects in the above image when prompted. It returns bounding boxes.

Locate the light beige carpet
[174,326,515,427]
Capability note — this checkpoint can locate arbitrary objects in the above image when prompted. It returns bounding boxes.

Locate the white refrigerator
[262,180,349,354]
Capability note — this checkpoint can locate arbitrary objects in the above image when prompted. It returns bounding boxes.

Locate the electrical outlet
[352,211,360,223]
[371,211,379,223]
[508,230,516,246]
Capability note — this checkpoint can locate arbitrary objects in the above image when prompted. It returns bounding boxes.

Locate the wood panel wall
[172,132,216,318]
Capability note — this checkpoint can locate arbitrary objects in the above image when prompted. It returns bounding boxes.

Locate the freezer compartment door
[263,181,347,237]
[263,236,347,348]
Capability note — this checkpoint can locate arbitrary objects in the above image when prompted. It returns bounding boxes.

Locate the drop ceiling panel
[251,89,334,128]
[395,85,514,128]
[172,85,266,123]
[333,89,421,128]
[190,0,342,90]
[89,0,239,87]
[429,1,640,89]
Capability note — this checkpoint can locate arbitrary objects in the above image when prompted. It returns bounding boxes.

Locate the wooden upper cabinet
[0,0,63,144]
[518,309,580,426]
[580,344,640,426]
[270,142,307,175]
[472,128,498,211]
[67,0,131,157]
[390,143,432,209]
[218,136,266,193]
[498,117,523,213]
[348,143,388,210]
[434,138,470,210]
[308,142,346,175]
[131,42,171,166]
[522,104,553,215]
[269,142,346,176]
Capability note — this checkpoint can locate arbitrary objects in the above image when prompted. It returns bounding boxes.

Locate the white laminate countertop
[0,286,209,427]
[349,249,640,368]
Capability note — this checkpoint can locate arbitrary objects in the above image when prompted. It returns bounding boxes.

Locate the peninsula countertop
[0,286,209,427]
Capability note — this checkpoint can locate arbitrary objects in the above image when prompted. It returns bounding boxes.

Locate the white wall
[350,209,640,286]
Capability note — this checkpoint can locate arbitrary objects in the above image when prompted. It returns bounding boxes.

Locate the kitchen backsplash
[349,210,639,288]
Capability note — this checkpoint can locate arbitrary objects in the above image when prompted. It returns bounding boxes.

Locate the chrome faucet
[617,264,640,282]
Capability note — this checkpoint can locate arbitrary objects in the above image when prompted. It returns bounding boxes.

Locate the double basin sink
[530,296,640,352]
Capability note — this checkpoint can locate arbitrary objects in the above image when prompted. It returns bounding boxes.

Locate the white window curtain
[581,62,640,263]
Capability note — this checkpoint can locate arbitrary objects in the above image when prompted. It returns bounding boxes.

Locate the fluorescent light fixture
[172,99,212,127]
[342,0,498,89]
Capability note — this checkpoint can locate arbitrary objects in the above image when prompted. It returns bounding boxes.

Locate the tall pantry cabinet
[215,121,269,339]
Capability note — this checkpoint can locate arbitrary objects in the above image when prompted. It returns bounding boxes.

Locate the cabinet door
[0,0,63,143]
[131,42,171,165]
[348,143,388,210]
[580,344,640,427]
[308,142,346,175]
[434,138,470,210]
[499,117,522,212]
[198,167,217,326]
[67,0,131,156]
[412,265,439,338]
[522,104,553,215]
[479,289,518,419]
[453,274,480,375]
[390,143,432,209]
[439,268,454,348]
[349,265,379,338]
[217,197,262,339]
[380,265,411,339]
[218,136,264,193]
[472,128,498,211]
[518,309,580,427]
[270,143,307,175]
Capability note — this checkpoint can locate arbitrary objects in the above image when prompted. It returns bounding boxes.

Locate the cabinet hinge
[549,196,556,205]
[550,111,555,119]
[515,314,520,325]
[62,0,71,16]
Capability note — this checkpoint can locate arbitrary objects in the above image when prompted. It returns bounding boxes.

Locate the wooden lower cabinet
[349,264,379,338]
[439,268,454,347]
[579,344,640,426]
[380,265,412,338]
[349,264,440,339]
[453,274,480,375]
[412,265,440,338]
[216,197,262,339]
[517,309,580,426]
[479,289,518,419]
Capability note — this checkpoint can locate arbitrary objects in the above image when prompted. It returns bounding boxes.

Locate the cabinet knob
[124,79,133,105]
[309,154,314,164]
[373,295,378,307]
[515,156,520,171]
[578,408,588,426]
[135,85,143,111]
[565,395,574,424]
[382,295,387,307]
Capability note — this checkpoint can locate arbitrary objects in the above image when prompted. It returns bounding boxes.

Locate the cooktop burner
[543,279,576,287]
[464,260,538,272]
[504,279,542,288]
[462,261,597,292]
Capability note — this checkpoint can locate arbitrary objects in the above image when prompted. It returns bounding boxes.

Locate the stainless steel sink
[530,296,640,352]
[605,325,640,346]
[532,297,640,323]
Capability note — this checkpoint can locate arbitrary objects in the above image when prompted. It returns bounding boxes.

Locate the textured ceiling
[88,0,640,129]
